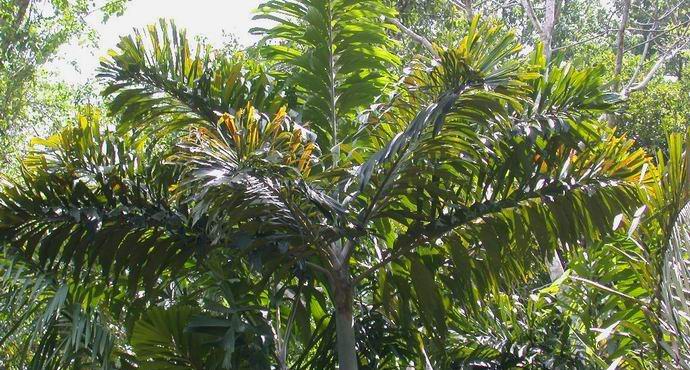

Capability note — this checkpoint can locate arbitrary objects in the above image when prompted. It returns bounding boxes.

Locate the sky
[49,0,263,84]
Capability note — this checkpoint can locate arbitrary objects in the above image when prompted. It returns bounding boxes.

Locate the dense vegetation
[1,0,690,369]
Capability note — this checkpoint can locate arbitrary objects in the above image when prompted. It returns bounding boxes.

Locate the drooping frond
[0,113,198,293]
[656,133,690,366]
[0,254,124,370]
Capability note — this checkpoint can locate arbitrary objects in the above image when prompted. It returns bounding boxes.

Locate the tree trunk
[333,267,358,370]
[1,0,30,64]
[547,252,565,281]
[520,0,560,62]
[542,0,559,62]
[463,0,473,24]
[613,0,631,89]
[678,56,683,80]
[13,0,31,28]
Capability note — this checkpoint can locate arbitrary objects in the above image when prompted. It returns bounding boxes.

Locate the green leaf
[410,257,446,338]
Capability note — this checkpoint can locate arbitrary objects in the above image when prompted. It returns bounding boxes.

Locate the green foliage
[0,252,124,369]
[0,4,678,370]
[0,111,193,294]
[562,236,661,368]
[130,306,227,370]
[442,234,663,368]
[444,130,690,368]
[446,285,590,368]
[624,78,690,151]
[0,73,100,177]
[571,47,690,151]
[99,20,283,137]
[252,0,400,158]
[0,0,132,176]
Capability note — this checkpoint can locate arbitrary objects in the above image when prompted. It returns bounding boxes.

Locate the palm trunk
[333,266,357,370]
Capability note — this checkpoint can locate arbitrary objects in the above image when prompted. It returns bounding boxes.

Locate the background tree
[389,0,690,150]
[0,0,129,174]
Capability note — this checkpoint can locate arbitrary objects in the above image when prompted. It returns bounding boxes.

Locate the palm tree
[0,2,649,368]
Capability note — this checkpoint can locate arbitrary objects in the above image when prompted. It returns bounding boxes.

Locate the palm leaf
[252,0,400,162]
[0,113,198,294]
[99,20,283,137]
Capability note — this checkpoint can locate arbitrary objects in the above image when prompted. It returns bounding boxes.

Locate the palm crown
[0,1,650,369]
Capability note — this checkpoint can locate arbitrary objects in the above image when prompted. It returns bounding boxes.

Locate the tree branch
[623,17,690,53]
[625,38,690,95]
[542,0,559,60]
[0,0,31,62]
[551,31,610,51]
[386,17,439,58]
[632,0,686,25]
[520,0,543,36]
[614,0,631,83]
[624,21,657,92]
[450,0,473,23]
[339,239,355,266]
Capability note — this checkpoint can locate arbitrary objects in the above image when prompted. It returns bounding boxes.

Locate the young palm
[0,3,649,369]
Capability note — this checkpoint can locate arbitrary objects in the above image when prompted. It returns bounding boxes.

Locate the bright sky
[49,0,263,84]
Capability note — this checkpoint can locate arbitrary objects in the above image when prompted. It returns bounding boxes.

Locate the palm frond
[131,305,227,370]
[0,254,122,369]
[656,133,690,367]
[0,113,198,293]
[351,19,649,353]
[252,0,400,158]
[98,20,283,137]
[173,103,347,257]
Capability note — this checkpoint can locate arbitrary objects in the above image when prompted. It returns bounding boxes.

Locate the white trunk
[548,252,565,281]
[614,0,631,87]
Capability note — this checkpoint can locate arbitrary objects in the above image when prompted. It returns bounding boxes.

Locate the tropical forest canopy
[1,0,690,369]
